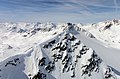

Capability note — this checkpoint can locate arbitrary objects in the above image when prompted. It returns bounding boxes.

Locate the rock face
[31,24,118,79]
[38,35,97,78]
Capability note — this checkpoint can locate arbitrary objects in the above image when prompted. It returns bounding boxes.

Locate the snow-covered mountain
[79,19,120,49]
[0,21,120,79]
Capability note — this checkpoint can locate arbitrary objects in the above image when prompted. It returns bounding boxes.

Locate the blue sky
[0,0,120,23]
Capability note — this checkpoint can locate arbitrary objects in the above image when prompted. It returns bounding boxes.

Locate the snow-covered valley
[0,20,120,79]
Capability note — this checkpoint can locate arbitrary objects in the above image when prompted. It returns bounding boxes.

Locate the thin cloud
[114,0,118,14]
[0,0,119,23]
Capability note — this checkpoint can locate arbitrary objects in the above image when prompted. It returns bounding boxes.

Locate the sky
[0,0,120,23]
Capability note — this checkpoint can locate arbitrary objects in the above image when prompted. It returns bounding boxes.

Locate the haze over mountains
[0,20,120,79]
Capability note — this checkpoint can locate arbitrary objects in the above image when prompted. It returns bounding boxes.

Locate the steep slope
[0,23,120,79]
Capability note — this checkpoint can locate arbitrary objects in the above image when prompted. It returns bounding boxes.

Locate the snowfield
[0,20,120,79]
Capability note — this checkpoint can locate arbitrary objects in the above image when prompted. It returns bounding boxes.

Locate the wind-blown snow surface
[0,21,120,79]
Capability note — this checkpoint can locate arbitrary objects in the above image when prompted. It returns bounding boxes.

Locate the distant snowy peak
[0,22,56,33]
[33,22,56,31]
[79,19,120,49]
[92,19,120,31]
[23,22,57,37]
[0,22,57,37]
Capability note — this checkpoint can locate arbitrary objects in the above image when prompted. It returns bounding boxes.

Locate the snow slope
[0,22,120,79]
[79,19,120,49]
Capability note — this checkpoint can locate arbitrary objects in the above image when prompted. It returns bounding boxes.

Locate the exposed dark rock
[8,45,13,49]
[38,57,46,66]
[45,63,55,73]
[67,23,72,26]
[104,67,114,79]
[43,40,56,48]
[5,58,20,67]
[104,23,112,30]
[81,51,102,76]
[32,70,46,79]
